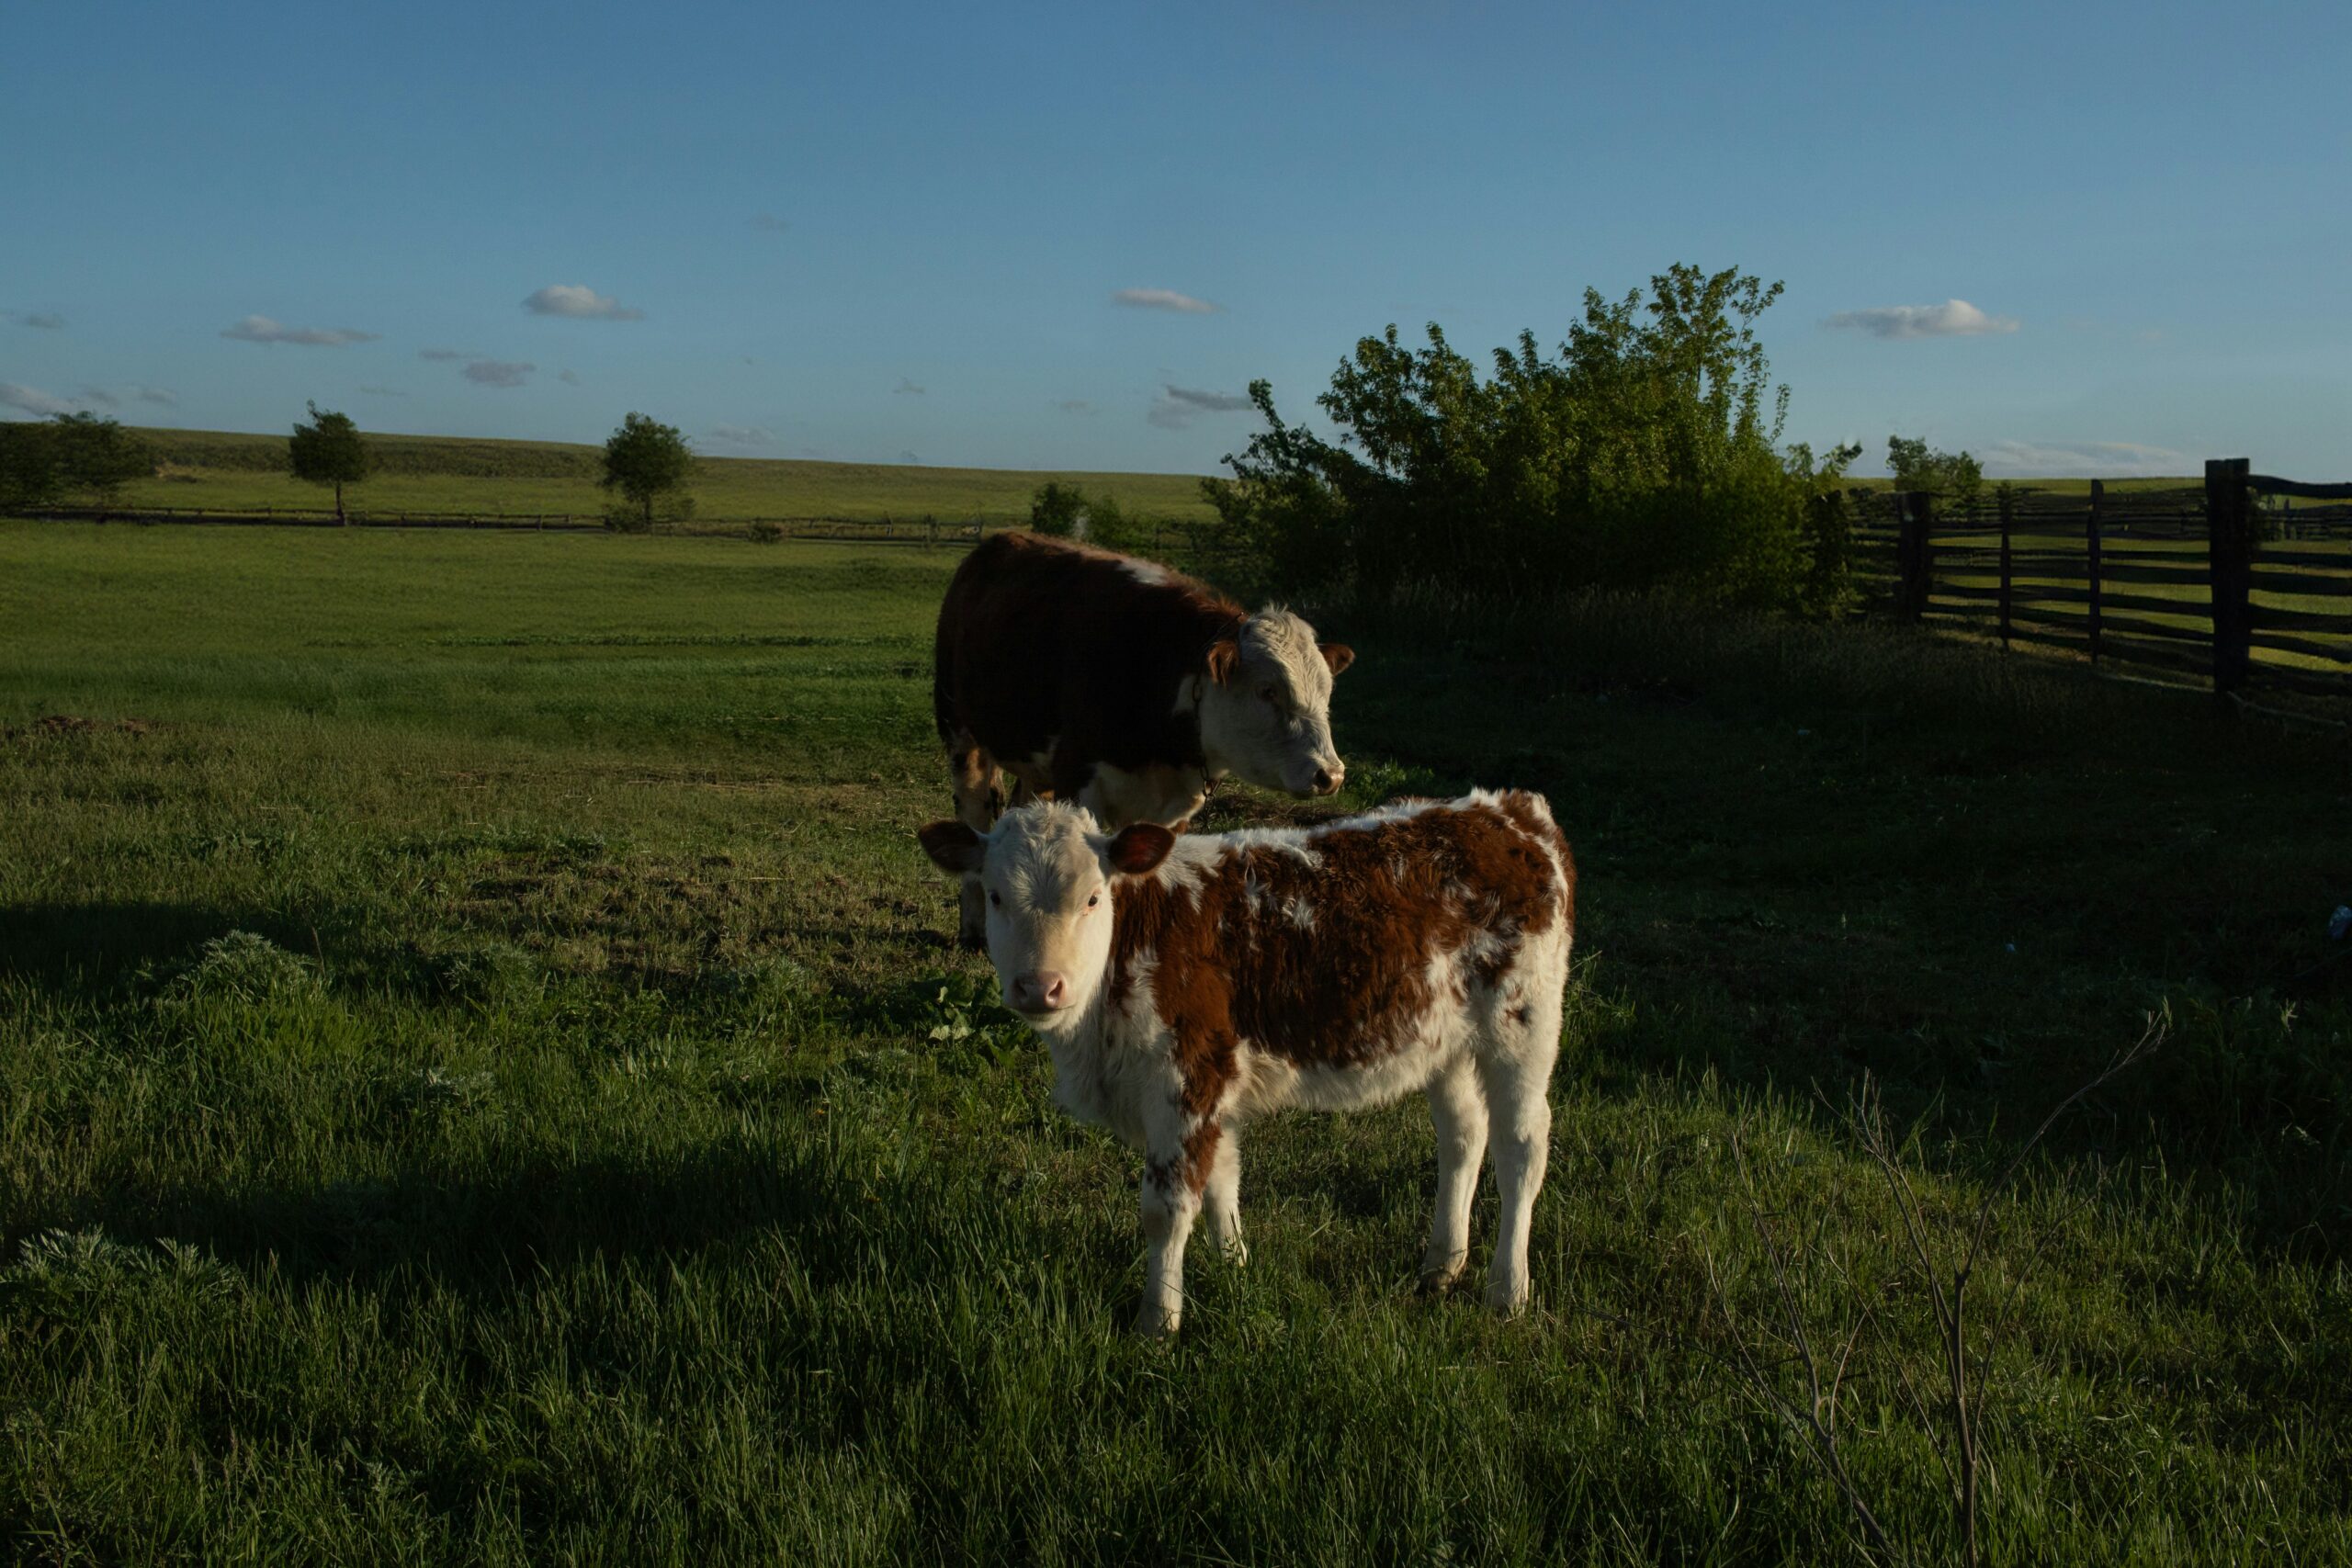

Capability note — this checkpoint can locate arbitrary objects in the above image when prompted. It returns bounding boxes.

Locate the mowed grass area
[4,522,2349,1563]
[108,426,1217,524]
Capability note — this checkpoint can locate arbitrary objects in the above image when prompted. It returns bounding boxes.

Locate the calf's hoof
[1418,1254,1467,1296]
[1484,1278,1531,1317]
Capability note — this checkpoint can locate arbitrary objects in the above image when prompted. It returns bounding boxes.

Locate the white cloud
[358,385,408,397]
[77,386,119,408]
[893,378,925,396]
[523,284,644,321]
[1824,299,2019,340]
[222,314,379,346]
[558,369,582,386]
[417,347,476,361]
[1980,439,2188,479]
[463,359,535,388]
[1148,384,1254,430]
[707,423,774,448]
[1056,399,1093,414]
[0,381,82,417]
[128,385,177,406]
[1114,288,1221,315]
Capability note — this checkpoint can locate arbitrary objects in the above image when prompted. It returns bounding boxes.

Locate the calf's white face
[1195,608,1352,798]
[918,804,1173,1031]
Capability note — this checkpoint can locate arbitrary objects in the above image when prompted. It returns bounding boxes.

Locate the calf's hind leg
[944,733,1003,949]
[1419,1057,1488,1293]
[1477,987,1564,1315]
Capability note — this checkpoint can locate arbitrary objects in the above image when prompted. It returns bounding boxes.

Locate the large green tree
[1206,264,1860,615]
[288,402,371,524]
[600,412,695,529]
[47,412,153,521]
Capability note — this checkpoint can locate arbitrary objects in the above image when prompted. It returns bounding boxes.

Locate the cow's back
[933,532,1240,775]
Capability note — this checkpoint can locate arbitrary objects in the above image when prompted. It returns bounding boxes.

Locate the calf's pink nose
[1011,971,1071,1012]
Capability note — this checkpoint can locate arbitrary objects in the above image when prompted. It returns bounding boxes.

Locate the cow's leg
[1419,1056,1489,1293]
[1202,1123,1245,1267]
[944,733,1002,950]
[1136,1123,1219,1335]
[1478,984,1562,1316]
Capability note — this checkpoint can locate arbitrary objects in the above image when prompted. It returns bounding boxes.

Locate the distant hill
[115,425,1220,523]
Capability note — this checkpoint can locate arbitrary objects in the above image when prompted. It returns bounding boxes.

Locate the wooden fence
[1856,460,2352,702]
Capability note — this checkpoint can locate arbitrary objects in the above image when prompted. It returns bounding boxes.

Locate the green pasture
[3,521,2348,1562]
[106,426,1216,524]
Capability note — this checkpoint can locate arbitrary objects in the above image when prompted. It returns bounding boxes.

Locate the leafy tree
[47,412,152,520]
[0,421,63,513]
[288,401,371,524]
[1887,435,1983,511]
[1028,481,1085,537]
[600,412,695,529]
[1209,264,1859,615]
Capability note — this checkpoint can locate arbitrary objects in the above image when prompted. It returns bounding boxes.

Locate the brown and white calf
[932,531,1353,946]
[918,789,1576,1335]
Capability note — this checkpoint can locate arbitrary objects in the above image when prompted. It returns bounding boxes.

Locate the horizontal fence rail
[1856,460,2352,705]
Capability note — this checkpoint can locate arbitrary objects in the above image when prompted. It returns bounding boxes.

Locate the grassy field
[103,426,1218,524]
[4,522,2348,1562]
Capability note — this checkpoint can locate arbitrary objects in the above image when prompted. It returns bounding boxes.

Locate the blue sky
[4,0,2346,479]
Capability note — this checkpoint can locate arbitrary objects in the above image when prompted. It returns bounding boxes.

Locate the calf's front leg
[1136,1156,1203,1337]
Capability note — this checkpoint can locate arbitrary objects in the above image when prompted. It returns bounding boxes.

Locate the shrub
[1208,264,1860,617]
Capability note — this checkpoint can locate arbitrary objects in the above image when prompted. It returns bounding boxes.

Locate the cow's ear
[1205,638,1241,687]
[916,820,984,875]
[1319,643,1355,677]
[1105,822,1175,877]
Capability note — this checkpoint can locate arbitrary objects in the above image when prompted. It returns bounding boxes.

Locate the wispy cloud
[558,369,582,386]
[1148,384,1254,430]
[893,378,926,396]
[222,314,379,346]
[9,310,66,330]
[1114,288,1221,315]
[748,212,789,232]
[1824,299,2019,340]
[358,385,408,397]
[523,284,644,321]
[463,359,535,388]
[78,386,119,409]
[1055,399,1093,414]
[417,347,477,361]
[899,450,921,466]
[0,382,82,417]
[1980,439,2187,479]
[129,385,178,406]
[707,423,774,448]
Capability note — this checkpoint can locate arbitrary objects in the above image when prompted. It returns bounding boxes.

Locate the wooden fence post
[1997,486,2014,650]
[2206,457,2254,696]
[1895,491,1934,620]
[2086,480,2104,668]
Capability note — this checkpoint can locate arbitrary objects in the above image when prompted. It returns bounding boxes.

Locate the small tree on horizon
[289,401,371,524]
[1028,480,1084,537]
[601,412,695,529]
[48,412,152,522]
[1887,434,1983,512]
[0,421,64,513]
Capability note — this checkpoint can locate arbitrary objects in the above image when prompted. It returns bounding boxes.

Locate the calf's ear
[1319,643,1354,676]
[916,820,985,875]
[1205,638,1241,686]
[1104,822,1175,876]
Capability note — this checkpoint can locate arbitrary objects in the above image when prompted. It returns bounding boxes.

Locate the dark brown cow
[917,790,1576,1335]
[932,531,1352,945]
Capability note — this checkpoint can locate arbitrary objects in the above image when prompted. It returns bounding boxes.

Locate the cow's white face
[1195,608,1353,798]
[918,804,1173,1033]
